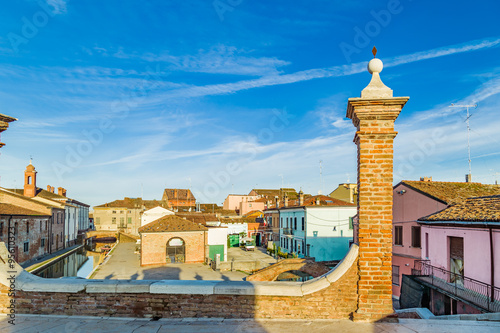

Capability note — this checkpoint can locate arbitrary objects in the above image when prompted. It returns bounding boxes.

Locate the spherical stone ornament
[367,58,383,74]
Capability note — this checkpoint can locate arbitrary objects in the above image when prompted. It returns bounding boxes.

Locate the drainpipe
[490,226,495,302]
[7,215,13,252]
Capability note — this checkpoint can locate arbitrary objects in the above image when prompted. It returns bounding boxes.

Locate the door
[449,237,464,286]
[209,245,224,262]
[166,238,185,263]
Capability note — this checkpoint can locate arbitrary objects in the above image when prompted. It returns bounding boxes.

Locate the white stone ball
[367,58,383,74]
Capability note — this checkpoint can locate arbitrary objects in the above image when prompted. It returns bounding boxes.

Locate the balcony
[282,228,294,236]
[412,260,500,312]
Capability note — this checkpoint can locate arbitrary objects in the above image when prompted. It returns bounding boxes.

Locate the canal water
[35,245,102,279]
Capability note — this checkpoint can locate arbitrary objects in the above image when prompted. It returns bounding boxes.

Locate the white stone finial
[367,58,383,74]
[361,47,393,99]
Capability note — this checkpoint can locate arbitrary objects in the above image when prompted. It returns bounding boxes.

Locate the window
[112,211,116,214]
[349,217,353,230]
[128,210,131,214]
[294,217,297,230]
[27,222,30,234]
[120,210,124,214]
[286,217,289,228]
[392,265,400,285]
[280,217,283,228]
[0,222,3,237]
[128,217,132,224]
[394,226,403,246]
[301,217,305,231]
[40,220,42,232]
[112,217,116,224]
[412,226,421,248]
[23,241,29,253]
[41,238,45,247]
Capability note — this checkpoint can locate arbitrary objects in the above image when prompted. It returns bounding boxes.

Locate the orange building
[162,188,196,211]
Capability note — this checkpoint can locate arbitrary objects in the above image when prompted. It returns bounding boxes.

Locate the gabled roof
[95,198,166,209]
[162,189,196,201]
[0,188,62,210]
[303,195,356,207]
[0,203,50,216]
[7,188,67,201]
[175,213,218,225]
[399,181,500,205]
[138,215,207,233]
[250,188,298,199]
[419,195,500,222]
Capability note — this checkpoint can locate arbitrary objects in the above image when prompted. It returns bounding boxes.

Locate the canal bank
[22,244,83,273]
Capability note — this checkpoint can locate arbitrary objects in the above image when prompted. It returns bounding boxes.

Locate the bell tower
[23,159,37,197]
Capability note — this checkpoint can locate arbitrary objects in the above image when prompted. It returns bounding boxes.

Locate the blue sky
[1,0,500,208]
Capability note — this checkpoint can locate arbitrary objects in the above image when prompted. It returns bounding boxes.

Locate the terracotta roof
[220,217,257,224]
[419,195,500,222]
[250,188,298,200]
[400,181,500,205]
[175,213,218,225]
[138,215,208,233]
[162,189,196,201]
[7,188,67,200]
[95,198,166,209]
[0,203,50,216]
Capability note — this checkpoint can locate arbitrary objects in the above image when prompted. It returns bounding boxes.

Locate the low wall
[0,242,361,320]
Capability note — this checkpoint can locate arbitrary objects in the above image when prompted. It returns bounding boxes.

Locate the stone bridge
[246,259,331,282]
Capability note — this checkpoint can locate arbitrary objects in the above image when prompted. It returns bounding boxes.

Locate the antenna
[449,103,477,180]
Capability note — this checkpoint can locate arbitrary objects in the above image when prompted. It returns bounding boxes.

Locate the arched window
[166,237,185,263]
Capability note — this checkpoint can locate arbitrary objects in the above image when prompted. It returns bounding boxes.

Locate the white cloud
[113,44,290,76]
[46,0,68,14]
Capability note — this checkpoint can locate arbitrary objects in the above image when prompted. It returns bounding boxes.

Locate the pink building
[222,195,258,213]
[416,194,500,315]
[392,179,500,298]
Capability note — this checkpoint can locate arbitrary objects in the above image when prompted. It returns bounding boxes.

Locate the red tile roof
[95,197,166,209]
[419,195,500,222]
[162,189,196,201]
[400,181,500,205]
[175,213,218,225]
[138,215,208,233]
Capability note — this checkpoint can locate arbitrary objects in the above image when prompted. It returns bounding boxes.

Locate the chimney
[274,196,280,208]
[283,193,288,207]
[62,188,67,197]
[419,177,432,182]
[58,187,64,196]
[51,186,55,193]
[315,196,320,206]
[174,189,178,198]
[465,174,472,183]
[298,190,304,206]
[47,185,51,191]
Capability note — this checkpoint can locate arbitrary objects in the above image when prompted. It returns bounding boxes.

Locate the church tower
[23,160,37,197]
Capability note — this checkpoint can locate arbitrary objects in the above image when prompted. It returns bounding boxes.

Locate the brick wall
[0,216,50,264]
[141,231,206,265]
[0,256,359,319]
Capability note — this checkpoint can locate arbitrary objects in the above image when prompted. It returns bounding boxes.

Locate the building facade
[0,203,51,264]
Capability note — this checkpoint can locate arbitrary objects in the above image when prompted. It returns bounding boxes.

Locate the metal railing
[282,228,294,235]
[412,261,500,312]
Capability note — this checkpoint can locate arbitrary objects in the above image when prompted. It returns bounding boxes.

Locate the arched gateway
[0,52,408,322]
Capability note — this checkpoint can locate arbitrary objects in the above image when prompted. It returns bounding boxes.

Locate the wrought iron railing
[282,228,294,235]
[412,261,500,312]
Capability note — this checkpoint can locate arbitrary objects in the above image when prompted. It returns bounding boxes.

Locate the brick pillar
[346,51,408,322]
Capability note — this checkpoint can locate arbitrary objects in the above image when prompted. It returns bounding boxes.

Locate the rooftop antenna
[319,160,324,195]
[449,103,477,181]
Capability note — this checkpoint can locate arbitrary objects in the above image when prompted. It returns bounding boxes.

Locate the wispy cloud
[113,44,290,76]
[144,37,500,104]
[46,0,68,14]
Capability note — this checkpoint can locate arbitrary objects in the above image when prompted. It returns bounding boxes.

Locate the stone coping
[0,242,358,296]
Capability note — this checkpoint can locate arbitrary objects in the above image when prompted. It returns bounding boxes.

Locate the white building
[141,206,174,227]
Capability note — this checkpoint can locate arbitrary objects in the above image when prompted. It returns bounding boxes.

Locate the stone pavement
[91,242,247,280]
[1,315,500,333]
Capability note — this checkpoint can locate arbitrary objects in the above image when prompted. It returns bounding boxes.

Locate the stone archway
[166,237,185,263]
